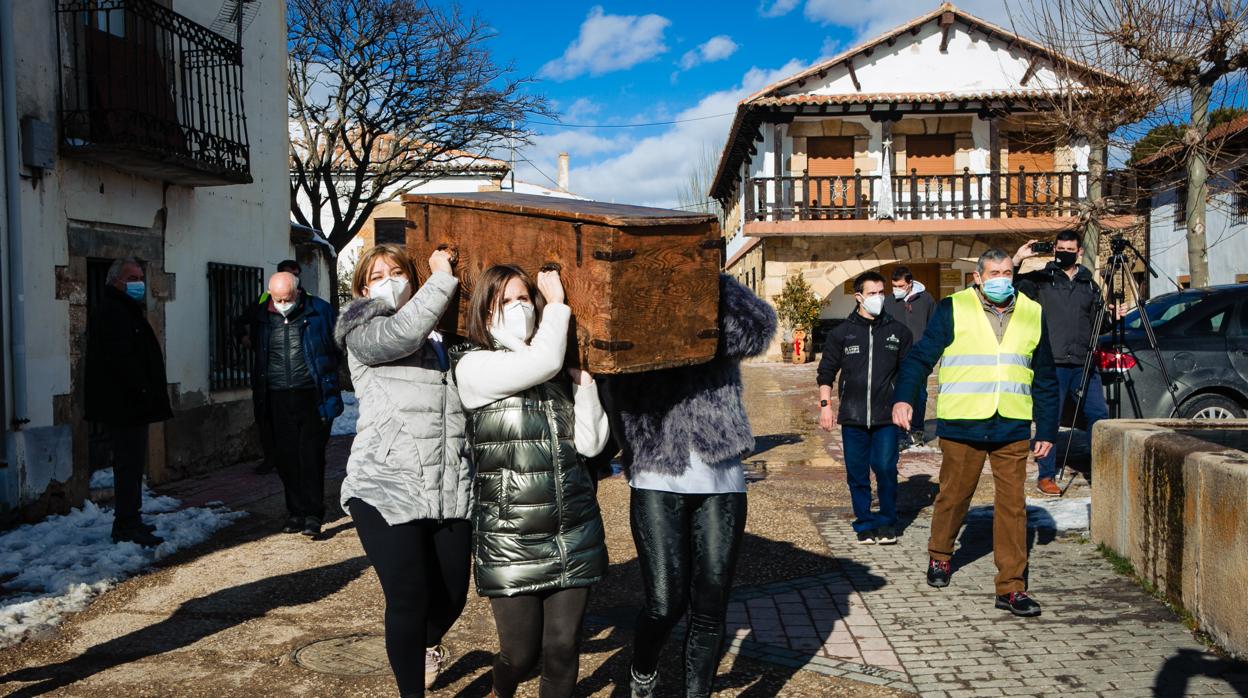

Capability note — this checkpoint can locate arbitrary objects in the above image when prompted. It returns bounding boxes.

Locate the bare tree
[677,141,727,228]
[288,0,549,252]
[1015,0,1248,287]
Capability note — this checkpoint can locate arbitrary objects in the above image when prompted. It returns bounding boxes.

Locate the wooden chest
[402,192,721,374]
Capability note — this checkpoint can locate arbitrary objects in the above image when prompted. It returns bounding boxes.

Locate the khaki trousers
[928,438,1029,595]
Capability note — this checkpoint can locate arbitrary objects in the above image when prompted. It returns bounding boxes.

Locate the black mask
[1055,250,1078,269]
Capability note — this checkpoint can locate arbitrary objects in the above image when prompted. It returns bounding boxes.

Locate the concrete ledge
[1092,419,1248,658]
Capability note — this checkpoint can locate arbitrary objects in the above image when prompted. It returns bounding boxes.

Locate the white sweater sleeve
[454,304,571,410]
[573,381,610,457]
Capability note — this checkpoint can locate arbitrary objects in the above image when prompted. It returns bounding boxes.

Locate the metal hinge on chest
[592,249,636,262]
[591,339,634,351]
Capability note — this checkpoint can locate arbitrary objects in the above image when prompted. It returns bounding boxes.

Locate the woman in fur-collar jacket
[334,244,470,697]
[602,274,776,698]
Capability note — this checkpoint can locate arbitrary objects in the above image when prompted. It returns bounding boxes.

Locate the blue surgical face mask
[981,277,1014,303]
[125,281,146,301]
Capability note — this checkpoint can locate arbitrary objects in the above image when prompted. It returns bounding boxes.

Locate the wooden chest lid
[402,191,715,228]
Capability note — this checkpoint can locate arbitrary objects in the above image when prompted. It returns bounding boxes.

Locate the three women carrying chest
[335,243,775,698]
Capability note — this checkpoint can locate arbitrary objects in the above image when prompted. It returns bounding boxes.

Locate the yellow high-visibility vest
[936,287,1043,421]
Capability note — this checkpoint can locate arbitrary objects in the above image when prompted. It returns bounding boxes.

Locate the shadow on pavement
[751,433,804,459]
[0,556,371,697]
[576,530,888,696]
[1152,648,1248,697]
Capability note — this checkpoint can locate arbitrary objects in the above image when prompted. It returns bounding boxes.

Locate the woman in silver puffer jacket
[334,244,470,697]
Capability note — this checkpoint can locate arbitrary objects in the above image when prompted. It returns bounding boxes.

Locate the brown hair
[351,244,419,298]
[466,264,545,348]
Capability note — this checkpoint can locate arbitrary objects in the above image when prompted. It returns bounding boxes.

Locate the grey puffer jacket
[334,272,473,524]
[451,348,607,598]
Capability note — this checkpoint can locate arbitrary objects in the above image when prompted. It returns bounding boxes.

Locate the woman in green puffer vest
[452,264,609,698]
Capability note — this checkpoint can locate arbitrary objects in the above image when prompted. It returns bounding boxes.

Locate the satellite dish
[210,0,261,43]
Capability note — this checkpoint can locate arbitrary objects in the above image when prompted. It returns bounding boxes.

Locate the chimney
[557,152,570,191]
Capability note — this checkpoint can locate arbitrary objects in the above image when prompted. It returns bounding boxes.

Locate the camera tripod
[1054,234,1180,495]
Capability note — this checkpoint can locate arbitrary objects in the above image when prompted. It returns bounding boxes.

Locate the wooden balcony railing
[744,168,1136,223]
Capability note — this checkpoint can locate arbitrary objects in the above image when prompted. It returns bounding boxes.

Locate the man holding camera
[1013,231,1120,496]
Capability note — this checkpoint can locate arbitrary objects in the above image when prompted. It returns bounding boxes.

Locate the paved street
[1,362,1246,696]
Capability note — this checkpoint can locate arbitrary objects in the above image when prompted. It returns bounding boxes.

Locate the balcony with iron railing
[56,0,252,186]
[744,167,1137,226]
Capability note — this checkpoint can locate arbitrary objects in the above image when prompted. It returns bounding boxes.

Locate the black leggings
[489,586,591,698]
[348,499,472,697]
[630,488,747,698]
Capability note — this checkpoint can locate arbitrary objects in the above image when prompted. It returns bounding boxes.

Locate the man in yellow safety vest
[891,248,1059,617]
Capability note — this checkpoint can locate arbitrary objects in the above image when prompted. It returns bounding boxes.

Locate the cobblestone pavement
[731,361,1248,697]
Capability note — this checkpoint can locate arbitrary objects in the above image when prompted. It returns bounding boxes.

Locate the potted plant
[773,274,822,363]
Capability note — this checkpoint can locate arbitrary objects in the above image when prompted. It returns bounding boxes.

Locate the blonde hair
[351,244,419,298]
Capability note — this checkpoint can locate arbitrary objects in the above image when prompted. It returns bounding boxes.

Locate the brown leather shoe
[1036,477,1061,497]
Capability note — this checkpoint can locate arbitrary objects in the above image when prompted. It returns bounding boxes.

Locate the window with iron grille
[208,262,262,391]
[374,218,406,246]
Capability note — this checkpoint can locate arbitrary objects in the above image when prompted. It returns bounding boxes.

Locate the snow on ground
[331,391,358,436]
[0,474,246,648]
[965,496,1091,532]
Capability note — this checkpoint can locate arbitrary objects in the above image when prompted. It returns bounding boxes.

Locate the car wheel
[1178,394,1247,420]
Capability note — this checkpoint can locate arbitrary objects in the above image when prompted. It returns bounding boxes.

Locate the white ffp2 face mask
[492,300,536,343]
[274,300,295,317]
[862,295,885,317]
[368,276,412,310]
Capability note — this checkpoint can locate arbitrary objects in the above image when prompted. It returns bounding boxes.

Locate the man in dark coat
[234,259,301,475]
[885,266,935,448]
[819,271,912,545]
[86,257,172,547]
[1014,231,1120,496]
[246,271,343,537]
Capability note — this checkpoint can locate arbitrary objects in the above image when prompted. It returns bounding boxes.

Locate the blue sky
[451,1,1025,207]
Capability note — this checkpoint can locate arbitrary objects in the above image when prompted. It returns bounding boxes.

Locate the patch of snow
[88,468,114,489]
[903,445,942,454]
[332,391,358,436]
[965,496,1091,532]
[0,485,246,648]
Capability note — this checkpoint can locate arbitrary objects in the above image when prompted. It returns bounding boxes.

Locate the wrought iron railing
[208,262,262,392]
[744,168,1137,223]
[56,0,251,184]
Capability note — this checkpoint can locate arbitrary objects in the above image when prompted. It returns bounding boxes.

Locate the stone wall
[1092,420,1248,658]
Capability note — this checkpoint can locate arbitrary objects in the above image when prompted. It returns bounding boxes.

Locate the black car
[1095,284,1248,419]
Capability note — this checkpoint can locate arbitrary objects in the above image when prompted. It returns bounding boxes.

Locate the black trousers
[106,423,148,534]
[268,388,329,520]
[349,498,472,697]
[490,586,591,698]
[630,488,747,698]
[252,392,277,470]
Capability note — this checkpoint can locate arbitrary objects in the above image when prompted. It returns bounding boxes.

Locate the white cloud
[517,59,810,208]
[539,7,671,81]
[819,36,842,59]
[802,0,1015,39]
[679,35,740,70]
[759,0,801,18]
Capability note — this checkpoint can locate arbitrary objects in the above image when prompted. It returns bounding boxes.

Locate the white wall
[0,0,294,511]
[1148,168,1248,295]
[784,21,1071,99]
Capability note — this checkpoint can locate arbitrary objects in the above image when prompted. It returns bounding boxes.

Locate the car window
[1184,306,1229,337]
[1237,301,1248,338]
[1125,292,1205,330]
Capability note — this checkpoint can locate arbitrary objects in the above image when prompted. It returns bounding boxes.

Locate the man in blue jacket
[248,271,343,537]
[892,249,1058,617]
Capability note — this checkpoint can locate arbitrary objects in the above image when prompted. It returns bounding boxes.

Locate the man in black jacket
[85,257,172,547]
[1014,231,1119,496]
[886,266,936,448]
[818,271,913,544]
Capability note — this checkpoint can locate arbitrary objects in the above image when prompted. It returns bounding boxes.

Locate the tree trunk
[1083,135,1105,271]
[1184,81,1211,288]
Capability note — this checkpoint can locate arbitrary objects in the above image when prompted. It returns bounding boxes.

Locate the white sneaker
[425,644,448,689]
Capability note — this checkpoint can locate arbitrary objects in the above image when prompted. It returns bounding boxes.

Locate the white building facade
[1141,116,1248,295]
[0,0,303,523]
[712,3,1136,358]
